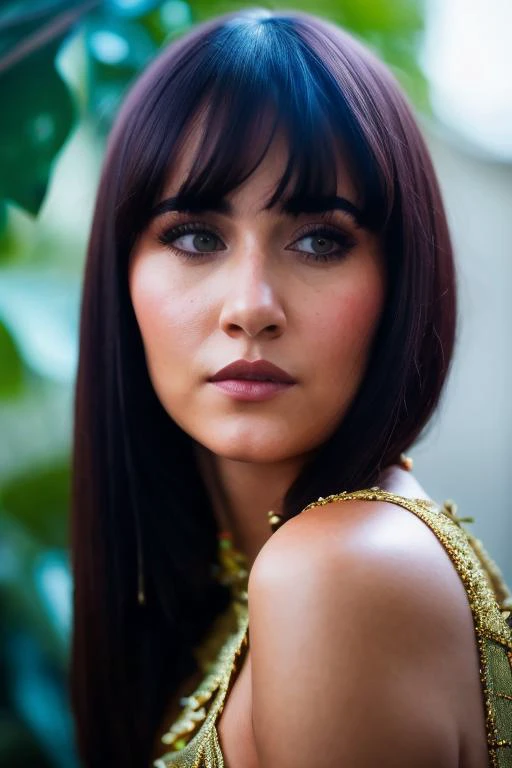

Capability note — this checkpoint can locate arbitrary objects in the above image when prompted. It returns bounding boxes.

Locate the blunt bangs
[115,10,388,243]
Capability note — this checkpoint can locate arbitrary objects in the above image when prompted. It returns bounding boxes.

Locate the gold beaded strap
[154,530,250,768]
[303,489,512,768]
[154,608,249,768]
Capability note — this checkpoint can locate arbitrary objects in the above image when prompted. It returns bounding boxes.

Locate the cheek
[307,278,384,373]
[129,257,205,381]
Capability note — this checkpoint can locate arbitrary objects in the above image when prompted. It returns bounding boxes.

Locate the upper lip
[209,359,296,384]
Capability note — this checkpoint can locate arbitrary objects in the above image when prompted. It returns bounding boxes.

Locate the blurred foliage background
[0,0,501,764]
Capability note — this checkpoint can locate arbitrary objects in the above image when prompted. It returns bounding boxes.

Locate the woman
[70,8,512,768]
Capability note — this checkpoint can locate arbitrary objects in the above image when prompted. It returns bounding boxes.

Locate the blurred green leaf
[104,0,161,18]
[84,13,158,129]
[0,1,68,58]
[0,503,72,665]
[0,270,79,382]
[0,200,6,239]
[86,13,156,68]
[0,460,70,549]
[0,525,75,764]
[0,378,73,488]
[0,205,35,265]
[139,1,193,47]
[0,42,75,214]
[330,0,424,34]
[0,319,23,398]
[0,712,55,766]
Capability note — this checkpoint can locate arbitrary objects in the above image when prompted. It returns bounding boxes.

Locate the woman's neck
[196,447,308,567]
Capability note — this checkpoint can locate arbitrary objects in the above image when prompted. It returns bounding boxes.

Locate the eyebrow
[150,193,366,227]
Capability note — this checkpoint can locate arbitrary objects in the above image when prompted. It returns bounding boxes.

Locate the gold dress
[152,489,512,768]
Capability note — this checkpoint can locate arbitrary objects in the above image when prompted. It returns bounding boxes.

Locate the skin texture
[130,127,488,766]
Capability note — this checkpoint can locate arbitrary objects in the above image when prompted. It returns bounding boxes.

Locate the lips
[209,359,295,384]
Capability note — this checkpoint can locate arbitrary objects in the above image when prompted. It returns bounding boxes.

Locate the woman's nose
[218,257,286,340]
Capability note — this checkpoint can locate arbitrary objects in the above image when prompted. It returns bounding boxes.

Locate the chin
[204,440,292,464]
[199,422,318,465]
[178,413,328,464]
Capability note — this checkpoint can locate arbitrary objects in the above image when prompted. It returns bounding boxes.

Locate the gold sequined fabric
[153,489,512,768]
[153,532,250,768]
[153,606,249,768]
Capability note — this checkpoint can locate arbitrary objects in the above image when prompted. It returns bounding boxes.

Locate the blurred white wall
[412,125,512,584]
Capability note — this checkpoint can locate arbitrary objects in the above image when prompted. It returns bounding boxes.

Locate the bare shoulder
[248,477,486,767]
[251,474,464,622]
[251,466,467,620]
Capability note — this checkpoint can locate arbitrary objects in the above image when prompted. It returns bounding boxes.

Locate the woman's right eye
[157,222,225,257]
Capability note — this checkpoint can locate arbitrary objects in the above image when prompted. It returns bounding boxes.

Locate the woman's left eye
[289,227,357,262]
[157,222,225,257]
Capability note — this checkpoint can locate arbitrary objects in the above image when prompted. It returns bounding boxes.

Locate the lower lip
[210,379,294,402]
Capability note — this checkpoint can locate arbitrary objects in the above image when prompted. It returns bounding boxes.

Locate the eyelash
[156,221,357,263]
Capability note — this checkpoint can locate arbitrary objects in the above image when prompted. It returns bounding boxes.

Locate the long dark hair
[70,8,456,767]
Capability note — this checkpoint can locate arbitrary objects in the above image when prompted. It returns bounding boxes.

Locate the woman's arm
[248,499,477,768]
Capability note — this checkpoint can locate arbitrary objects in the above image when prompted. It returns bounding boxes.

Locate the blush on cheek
[340,288,383,340]
[317,285,383,352]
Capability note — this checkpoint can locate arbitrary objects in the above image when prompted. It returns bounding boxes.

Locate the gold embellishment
[215,531,249,605]
[399,453,414,471]
[267,510,285,533]
[497,693,512,703]
[156,612,249,763]
[154,533,250,766]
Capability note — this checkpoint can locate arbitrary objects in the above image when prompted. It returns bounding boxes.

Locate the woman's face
[129,126,385,465]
